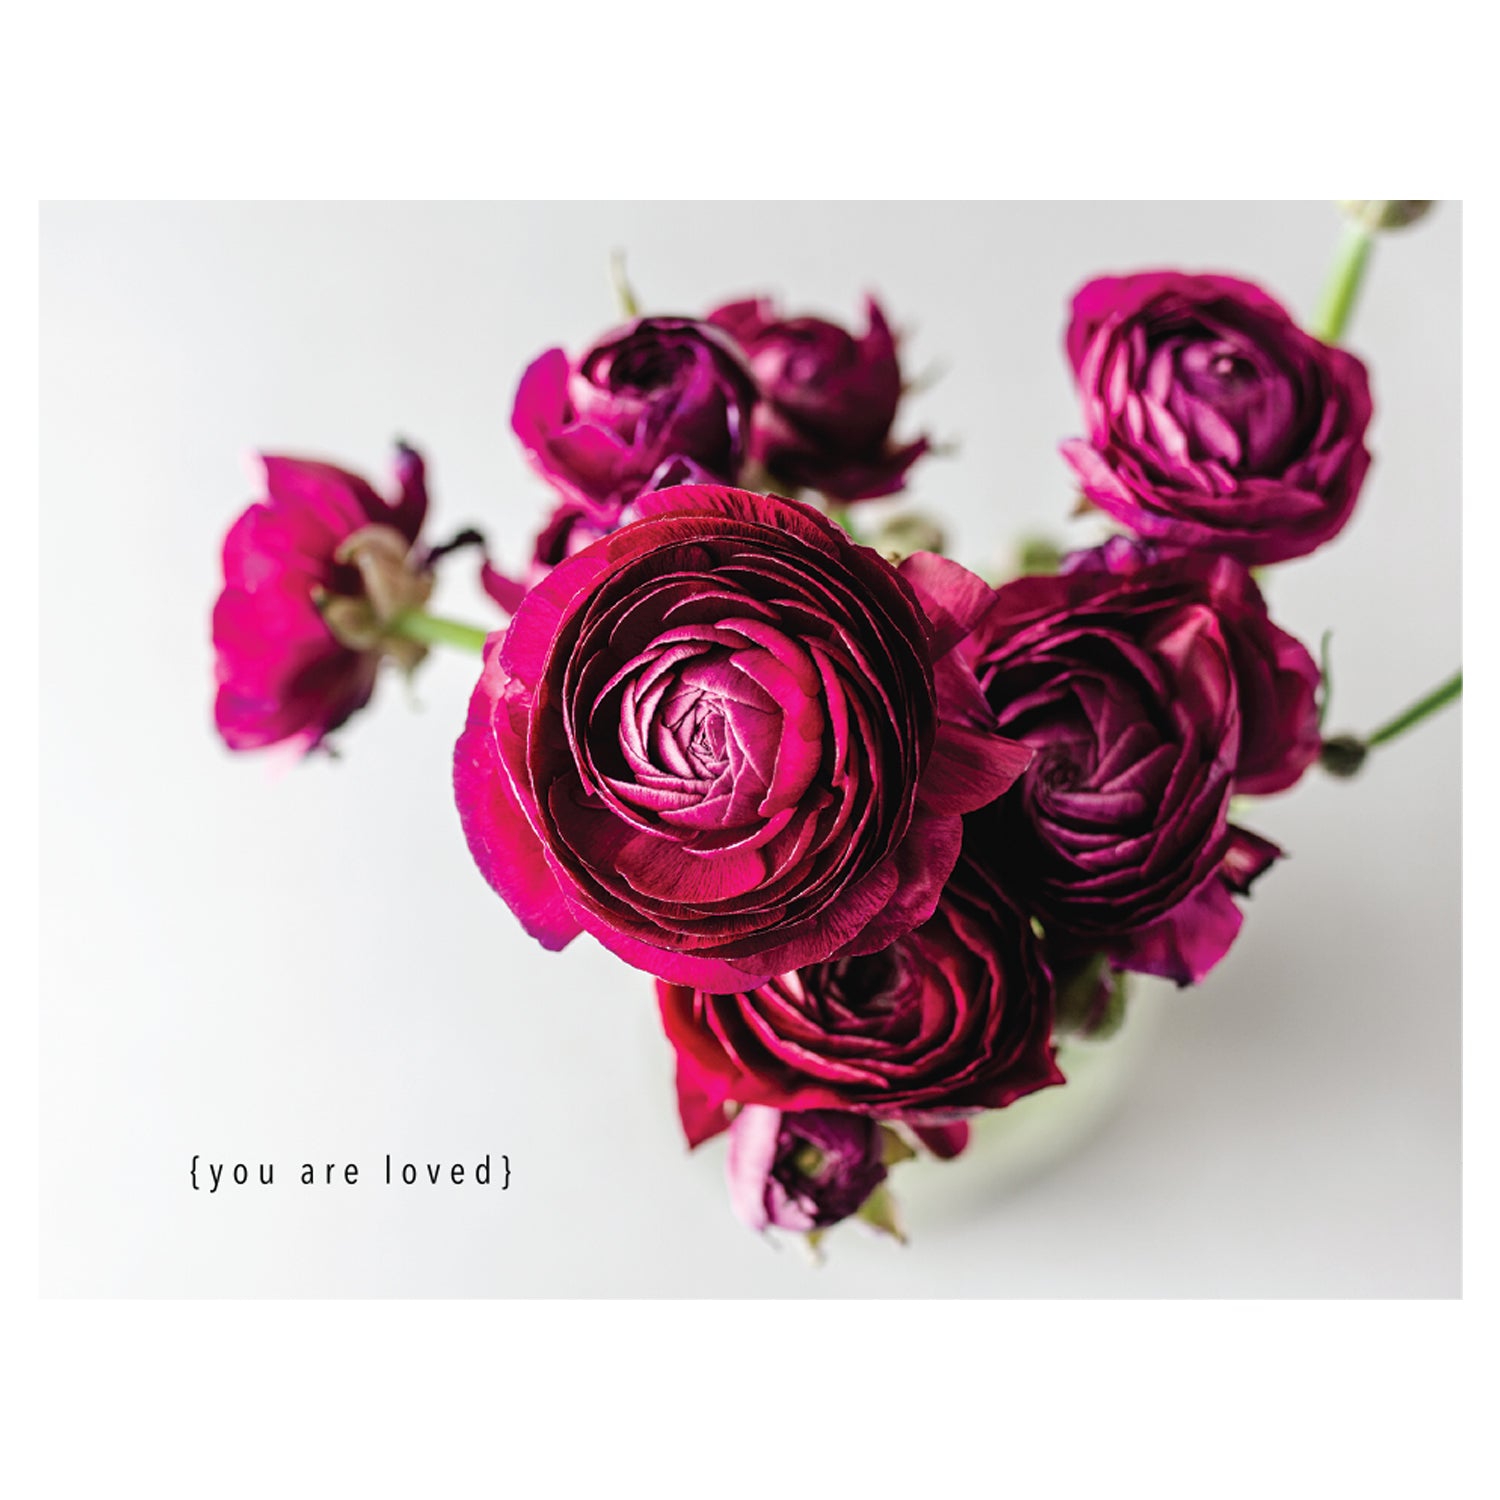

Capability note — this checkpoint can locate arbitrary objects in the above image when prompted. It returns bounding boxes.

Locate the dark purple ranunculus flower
[212,446,432,754]
[708,296,929,502]
[1059,536,1322,794]
[726,1107,888,1233]
[658,847,1062,1144]
[511,315,757,522]
[961,537,1320,984]
[453,485,1031,992]
[1061,272,1373,565]
[496,317,759,615]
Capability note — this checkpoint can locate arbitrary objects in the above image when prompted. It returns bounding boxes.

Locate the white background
[39,201,1461,1297]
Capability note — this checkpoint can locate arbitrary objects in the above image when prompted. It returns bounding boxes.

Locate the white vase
[897,976,1171,1222]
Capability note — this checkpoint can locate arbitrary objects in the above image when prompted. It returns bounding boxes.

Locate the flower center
[806,945,914,1022]
[611,343,687,391]
[788,1143,828,1181]
[664,687,730,778]
[1207,349,1255,384]
[1038,748,1084,793]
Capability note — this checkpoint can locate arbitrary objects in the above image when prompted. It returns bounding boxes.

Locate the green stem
[1365,669,1462,749]
[389,609,490,655]
[1312,219,1374,344]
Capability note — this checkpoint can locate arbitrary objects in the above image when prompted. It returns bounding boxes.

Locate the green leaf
[878,1125,917,1167]
[855,1183,907,1245]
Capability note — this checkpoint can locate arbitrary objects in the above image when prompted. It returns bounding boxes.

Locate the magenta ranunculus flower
[1061,271,1374,565]
[961,537,1321,984]
[708,295,929,502]
[453,485,1032,991]
[212,446,431,754]
[495,317,759,615]
[658,847,1062,1145]
[726,1107,888,1233]
[511,315,757,520]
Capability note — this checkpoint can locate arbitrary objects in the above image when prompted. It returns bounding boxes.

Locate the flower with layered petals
[659,846,1062,1143]
[708,295,928,501]
[962,537,1320,984]
[1061,271,1373,564]
[511,314,756,518]
[453,485,1031,990]
[212,446,431,754]
[495,317,760,615]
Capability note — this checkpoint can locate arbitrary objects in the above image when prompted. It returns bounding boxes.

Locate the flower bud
[1319,733,1369,778]
[726,1107,889,1234]
[1338,200,1434,232]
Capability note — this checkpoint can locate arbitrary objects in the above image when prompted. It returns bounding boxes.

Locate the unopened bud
[1339,200,1434,232]
[1319,733,1369,778]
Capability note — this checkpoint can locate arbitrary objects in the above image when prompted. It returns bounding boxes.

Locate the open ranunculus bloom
[212,446,432,754]
[452,485,1032,990]
[959,536,1318,983]
[659,845,1063,1140]
[1062,271,1374,565]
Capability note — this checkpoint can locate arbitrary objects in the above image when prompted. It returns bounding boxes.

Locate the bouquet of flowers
[211,201,1459,1254]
